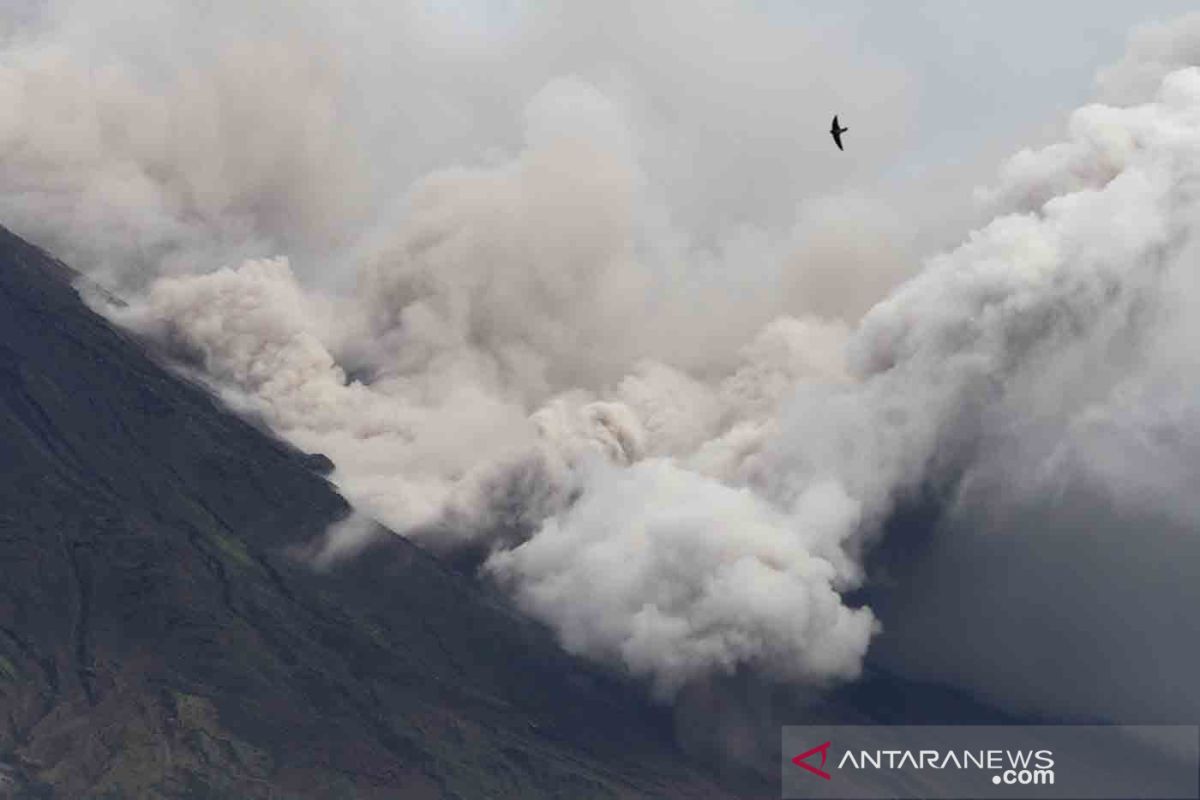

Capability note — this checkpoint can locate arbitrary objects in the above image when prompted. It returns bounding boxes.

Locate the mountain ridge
[0,225,744,798]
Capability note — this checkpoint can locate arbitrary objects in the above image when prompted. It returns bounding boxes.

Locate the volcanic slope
[0,224,740,799]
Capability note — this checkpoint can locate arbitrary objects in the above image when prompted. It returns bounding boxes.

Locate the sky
[762,0,1200,175]
[416,0,1200,271]
[434,0,1200,178]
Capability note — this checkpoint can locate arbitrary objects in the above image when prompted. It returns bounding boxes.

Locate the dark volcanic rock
[0,227,740,798]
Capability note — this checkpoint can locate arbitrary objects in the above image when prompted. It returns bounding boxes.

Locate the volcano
[0,225,742,798]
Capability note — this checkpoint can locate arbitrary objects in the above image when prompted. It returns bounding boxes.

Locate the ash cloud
[867,55,1200,721]
[4,0,1200,713]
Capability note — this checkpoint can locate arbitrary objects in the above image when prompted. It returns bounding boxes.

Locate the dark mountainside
[0,224,1021,799]
[0,225,747,799]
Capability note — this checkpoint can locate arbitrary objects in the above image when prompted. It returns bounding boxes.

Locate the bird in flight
[830,115,848,151]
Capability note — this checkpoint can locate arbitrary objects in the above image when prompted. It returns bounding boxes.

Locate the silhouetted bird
[830,115,848,151]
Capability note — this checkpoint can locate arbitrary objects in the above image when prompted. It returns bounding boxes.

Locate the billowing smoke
[4,0,1200,713]
[868,40,1200,723]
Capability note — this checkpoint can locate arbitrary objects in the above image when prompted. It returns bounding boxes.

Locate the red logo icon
[792,741,832,780]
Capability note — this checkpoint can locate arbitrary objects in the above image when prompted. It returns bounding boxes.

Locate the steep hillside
[0,226,740,799]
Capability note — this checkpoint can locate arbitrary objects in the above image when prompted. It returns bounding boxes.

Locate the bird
[830,115,848,151]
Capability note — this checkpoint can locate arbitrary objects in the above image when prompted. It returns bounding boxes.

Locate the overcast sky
[775,0,1200,174]
[414,0,1200,251]
[447,0,1199,178]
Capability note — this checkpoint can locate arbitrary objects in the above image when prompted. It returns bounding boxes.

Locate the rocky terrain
[0,225,741,798]
[0,224,1018,799]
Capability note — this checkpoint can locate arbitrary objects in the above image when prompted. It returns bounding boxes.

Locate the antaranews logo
[780,725,1200,800]
[794,744,1054,782]
[791,741,832,780]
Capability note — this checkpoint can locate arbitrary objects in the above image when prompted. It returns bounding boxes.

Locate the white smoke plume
[869,45,1200,723]
[4,0,1200,713]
